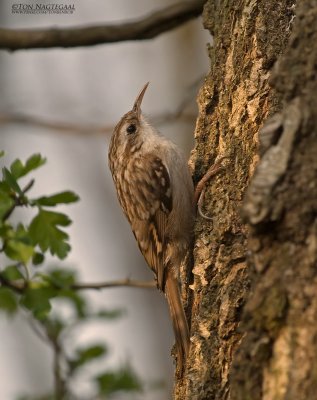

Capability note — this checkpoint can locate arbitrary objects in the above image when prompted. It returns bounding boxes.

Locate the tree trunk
[174,0,317,398]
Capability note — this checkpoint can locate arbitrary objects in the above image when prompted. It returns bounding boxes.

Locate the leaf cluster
[0,153,142,399]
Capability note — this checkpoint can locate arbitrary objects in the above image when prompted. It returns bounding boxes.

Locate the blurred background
[0,0,210,398]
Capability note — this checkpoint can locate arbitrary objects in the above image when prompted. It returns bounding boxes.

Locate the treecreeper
[108,82,194,373]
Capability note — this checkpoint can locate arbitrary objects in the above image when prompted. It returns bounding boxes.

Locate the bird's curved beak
[132,82,149,117]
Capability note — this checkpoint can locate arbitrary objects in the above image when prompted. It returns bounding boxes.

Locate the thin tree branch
[52,338,66,399]
[0,276,156,292]
[71,278,157,290]
[0,274,25,293]
[2,179,35,222]
[0,0,206,51]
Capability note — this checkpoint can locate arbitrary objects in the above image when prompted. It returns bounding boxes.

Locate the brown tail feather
[165,272,190,372]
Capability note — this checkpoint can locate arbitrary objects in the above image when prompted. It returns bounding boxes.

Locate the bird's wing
[127,154,172,290]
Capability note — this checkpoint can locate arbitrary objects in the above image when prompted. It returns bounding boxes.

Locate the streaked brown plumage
[108,83,194,371]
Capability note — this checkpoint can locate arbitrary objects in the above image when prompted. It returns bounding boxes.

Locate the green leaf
[0,190,14,219]
[9,154,46,180]
[96,366,142,396]
[24,154,46,175]
[5,239,34,264]
[70,344,107,372]
[39,269,86,317]
[42,269,76,287]
[32,252,45,266]
[0,287,18,315]
[10,159,24,179]
[21,287,57,320]
[1,265,24,281]
[29,210,72,259]
[2,167,22,195]
[31,191,79,207]
[0,150,4,158]
[58,289,87,318]
[0,223,10,234]
[0,181,11,193]
[4,224,34,264]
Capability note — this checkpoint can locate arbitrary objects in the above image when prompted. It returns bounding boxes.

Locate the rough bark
[232,1,317,399]
[175,0,298,399]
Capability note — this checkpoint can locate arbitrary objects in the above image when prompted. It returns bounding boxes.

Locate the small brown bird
[108,83,194,371]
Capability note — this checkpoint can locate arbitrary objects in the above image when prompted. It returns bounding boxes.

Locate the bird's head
[110,82,153,159]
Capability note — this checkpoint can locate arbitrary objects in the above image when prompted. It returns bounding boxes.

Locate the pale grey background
[0,1,210,398]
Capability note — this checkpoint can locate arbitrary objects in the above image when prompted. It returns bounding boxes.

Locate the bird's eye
[126,124,136,134]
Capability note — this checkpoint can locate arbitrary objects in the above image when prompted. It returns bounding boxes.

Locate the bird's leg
[194,156,228,220]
